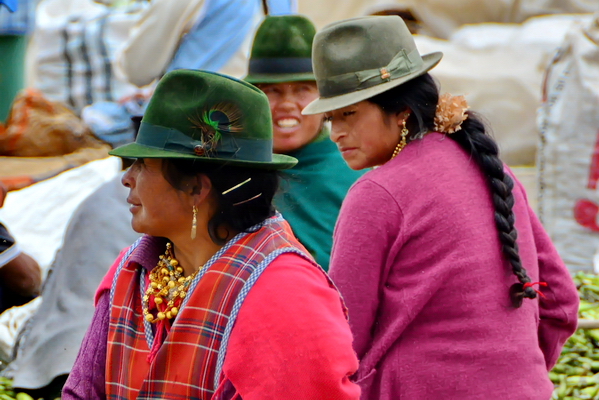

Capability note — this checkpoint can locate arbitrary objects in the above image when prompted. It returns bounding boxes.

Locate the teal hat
[244,15,316,84]
[109,70,297,169]
[303,16,442,115]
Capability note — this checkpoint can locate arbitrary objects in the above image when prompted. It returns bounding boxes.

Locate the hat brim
[109,143,298,170]
[245,72,315,85]
[302,52,442,115]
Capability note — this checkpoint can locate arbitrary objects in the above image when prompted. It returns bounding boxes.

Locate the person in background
[63,69,360,400]
[3,170,139,399]
[0,183,41,314]
[2,123,141,399]
[115,0,296,87]
[303,16,579,399]
[245,15,364,270]
[0,0,36,122]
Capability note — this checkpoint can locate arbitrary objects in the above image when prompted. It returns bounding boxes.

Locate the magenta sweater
[329,132,579,400]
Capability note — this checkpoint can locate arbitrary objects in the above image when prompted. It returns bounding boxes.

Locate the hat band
[319,48,424,98]
[249,57,313,75]
[136,122,273,162]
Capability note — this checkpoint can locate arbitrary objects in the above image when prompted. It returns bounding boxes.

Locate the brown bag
[0,89,105,157]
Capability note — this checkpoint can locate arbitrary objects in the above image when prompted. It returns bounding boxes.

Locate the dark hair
[162,160,279,245]
[369,73,537,307]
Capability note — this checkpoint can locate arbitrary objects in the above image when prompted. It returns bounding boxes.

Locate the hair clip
[222,178,251,195]
[232,193,262,206]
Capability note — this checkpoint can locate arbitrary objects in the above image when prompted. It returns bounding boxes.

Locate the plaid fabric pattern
[106,215,317,400]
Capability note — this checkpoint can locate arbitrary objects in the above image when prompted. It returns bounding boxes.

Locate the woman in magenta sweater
[302,16,579,400]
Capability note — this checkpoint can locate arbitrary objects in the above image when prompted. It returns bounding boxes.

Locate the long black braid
[369,73,537,307]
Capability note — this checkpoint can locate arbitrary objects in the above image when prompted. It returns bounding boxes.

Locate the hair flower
[434,93,469,134]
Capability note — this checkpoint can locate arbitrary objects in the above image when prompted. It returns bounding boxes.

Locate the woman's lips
[339,147,357,157]
[127,198,141,213]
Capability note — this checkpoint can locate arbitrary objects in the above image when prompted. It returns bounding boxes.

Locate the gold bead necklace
[142,243,199,323]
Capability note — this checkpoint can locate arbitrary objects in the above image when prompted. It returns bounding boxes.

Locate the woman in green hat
[245,15,364,271]
[303,16,579,399]
[62,70,360,400]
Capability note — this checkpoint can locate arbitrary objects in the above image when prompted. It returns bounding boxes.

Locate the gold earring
[191,206,197,240]
[391,120,409,160]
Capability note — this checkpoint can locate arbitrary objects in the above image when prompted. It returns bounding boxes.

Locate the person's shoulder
[262,253,330,290]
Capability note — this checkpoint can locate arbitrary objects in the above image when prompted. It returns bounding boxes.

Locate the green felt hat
[302,16,442,115]
[109,70,297,169]
[244,15,316,84]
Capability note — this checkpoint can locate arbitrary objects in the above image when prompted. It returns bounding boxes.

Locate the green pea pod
[0,394,15,400]
[582,386,599,397]
[550,371,562,383]
[15,393,34,400]
[580,303,599,312]
[557,375,569,397]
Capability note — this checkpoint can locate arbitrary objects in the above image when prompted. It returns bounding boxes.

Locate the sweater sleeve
[531,209,580,370]
[114,0,206,87]
[61,292,110,400]
[328,179,402,359]
[222,253,360,400]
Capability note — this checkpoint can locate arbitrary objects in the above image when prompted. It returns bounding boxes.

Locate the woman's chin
[343,156,368,171]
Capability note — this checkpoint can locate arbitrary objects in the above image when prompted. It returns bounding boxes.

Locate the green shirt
[275,134,364,271]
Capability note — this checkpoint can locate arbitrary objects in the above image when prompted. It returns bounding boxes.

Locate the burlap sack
[0,89,104,157]
[538,14,599,272]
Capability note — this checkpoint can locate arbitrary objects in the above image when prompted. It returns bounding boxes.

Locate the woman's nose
[122,166,134,188]
[329,123,345,143]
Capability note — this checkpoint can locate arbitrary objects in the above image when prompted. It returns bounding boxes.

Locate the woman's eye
[343,111,356,117]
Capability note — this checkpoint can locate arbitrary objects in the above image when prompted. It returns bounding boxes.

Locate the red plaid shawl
[106,216,316,400]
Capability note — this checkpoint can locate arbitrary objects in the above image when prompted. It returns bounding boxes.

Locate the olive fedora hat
[244,15,317,84]
[109,69,297,169]
[302,16,442,115]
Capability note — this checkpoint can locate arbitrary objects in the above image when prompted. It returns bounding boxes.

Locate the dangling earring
[191,205,197,240]
[391,120,409,160]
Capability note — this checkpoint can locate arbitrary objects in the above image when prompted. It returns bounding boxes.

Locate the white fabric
[0,156,121,276]
[538,13,599,272]
[414,14,590,166]
[297,0,598,38]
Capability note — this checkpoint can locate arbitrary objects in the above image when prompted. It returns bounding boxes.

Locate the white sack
[414,14,589,166]
[538,13,599,272]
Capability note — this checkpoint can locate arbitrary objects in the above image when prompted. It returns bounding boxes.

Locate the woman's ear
[191,174,213,206]
[396,108,412,127]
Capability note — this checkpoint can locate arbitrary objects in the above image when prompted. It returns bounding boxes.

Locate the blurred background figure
[115,0,297,88]
[245,15,364,270]
[0,182,41,316]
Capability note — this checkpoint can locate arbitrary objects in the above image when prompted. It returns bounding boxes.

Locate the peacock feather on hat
[189,102,243,156]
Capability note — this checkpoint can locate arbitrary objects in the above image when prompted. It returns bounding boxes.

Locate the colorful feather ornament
[189,102,243,157]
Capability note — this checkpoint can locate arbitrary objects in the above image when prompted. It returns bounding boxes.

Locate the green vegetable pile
[0,377,35,400]
[551,272,599,399]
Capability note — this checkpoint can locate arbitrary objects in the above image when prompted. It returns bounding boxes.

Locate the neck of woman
[169,225,238,276]
[170,233,223,276]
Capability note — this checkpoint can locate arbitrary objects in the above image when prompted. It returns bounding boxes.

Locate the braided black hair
[369,73,537,307]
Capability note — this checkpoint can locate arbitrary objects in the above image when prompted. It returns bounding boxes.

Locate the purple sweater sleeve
[62,291,109,400]
[531,209,580,369]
